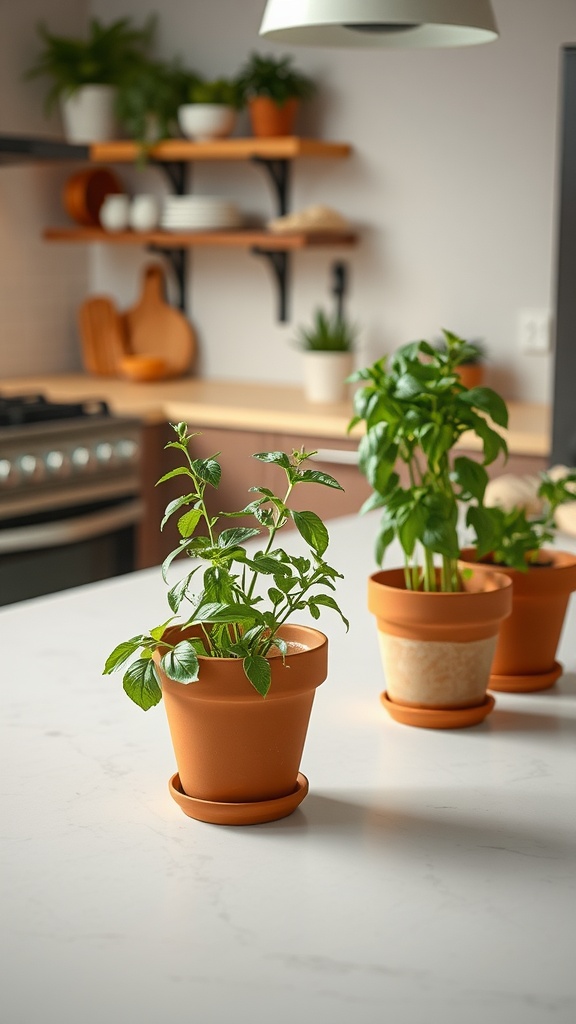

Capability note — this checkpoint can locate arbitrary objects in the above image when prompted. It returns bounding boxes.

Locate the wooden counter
[1,374,551,456]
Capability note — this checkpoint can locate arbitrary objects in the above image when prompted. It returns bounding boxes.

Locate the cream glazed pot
[367,567,513,728]
[302,350,354,403]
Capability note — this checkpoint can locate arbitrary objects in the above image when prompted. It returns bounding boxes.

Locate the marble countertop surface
[2,516,575,1023]
[2,373,551,454]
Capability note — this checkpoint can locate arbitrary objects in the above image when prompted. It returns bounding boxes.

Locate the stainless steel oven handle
[0,499,144,554]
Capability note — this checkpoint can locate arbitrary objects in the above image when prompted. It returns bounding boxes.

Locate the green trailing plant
[187,76,244,109]
[477,471,576,571]
[236,52,316,105]
[349,330,509,593]
[115,56,199,150]
[25,16,156,113]
[295,308,358,353]
[104,423,349,710]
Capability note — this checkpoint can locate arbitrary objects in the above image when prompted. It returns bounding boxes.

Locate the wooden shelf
[89,137,352,164]
[43,227,357,249]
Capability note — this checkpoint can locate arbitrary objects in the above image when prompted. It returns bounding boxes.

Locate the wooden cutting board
[78,295,127,376]
[124,264,197,377]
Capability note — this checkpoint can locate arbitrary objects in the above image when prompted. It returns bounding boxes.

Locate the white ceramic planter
[60,85,118,143]
[178,104,236,140]
[302,351,354,403]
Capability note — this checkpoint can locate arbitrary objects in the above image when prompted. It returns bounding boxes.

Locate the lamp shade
[259,0,499,48]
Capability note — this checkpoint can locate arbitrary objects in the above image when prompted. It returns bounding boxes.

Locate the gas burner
[0,393,110,428]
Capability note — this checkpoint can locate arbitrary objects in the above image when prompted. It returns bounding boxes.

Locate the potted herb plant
[177,76,244,140]
[115,56,199,155]
[104,423,348,825]
[459,470,576,692]
[349,331,513,728]
[25,16,155,142]
[295,307,358,403]
[236,52,316,137]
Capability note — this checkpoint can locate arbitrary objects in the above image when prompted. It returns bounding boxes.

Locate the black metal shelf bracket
[252,248,289,322]
[251,158,291,217]
[146,245,188,311]
[152,159,188,196]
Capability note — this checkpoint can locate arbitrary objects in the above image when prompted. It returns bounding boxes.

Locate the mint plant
[104,422,348,710]
[349,330,509,592]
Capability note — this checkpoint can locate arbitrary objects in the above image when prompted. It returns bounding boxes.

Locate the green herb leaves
[350,329,510,592]
[104,427,347,708]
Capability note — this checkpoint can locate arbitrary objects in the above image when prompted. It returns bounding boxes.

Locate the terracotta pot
[459,548,576,691]
[367,568,512,728]
[154,623,328,824]
[248,96,299,137]
[455,363,484,389]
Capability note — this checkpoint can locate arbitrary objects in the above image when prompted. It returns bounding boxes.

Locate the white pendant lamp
[259,1,499,48]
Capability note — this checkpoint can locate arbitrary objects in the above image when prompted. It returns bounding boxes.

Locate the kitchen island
[1,515,575,1024]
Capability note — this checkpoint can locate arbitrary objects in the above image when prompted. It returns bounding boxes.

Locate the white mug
[129,194,160,231]
[99,193,130,232]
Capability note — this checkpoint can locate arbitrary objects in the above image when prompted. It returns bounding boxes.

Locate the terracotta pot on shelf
[248,96,299,137]
[459,547,576,691]
[455,363,484,389]
[154,623,328,825]
[368,568,512,728]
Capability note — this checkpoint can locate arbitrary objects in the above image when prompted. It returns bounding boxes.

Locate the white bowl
[178,104,236,141]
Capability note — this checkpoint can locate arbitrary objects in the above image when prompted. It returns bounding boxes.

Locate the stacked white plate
[161,195,242,231]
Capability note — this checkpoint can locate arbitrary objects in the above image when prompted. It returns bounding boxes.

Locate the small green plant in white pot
[178,76,244,140]
[295,307,358,404]
[25,16,155,142]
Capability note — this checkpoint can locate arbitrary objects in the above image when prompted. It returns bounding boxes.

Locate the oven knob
[45,449,71,477]
[18,453,44,482]
[114,438,138,463]
[0,458,18,487]
[71,445,92,471]
[95,441,113,464]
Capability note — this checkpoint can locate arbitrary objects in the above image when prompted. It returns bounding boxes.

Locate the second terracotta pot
[368,568,512,727]
[459,548,576,691]
[248,96,299,137]
[154,623,328,824]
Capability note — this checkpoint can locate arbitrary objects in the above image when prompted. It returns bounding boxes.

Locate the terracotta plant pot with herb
[104,423,348,825]
[350,330,513,728]
[237,52,316,137]
[459,470,576,691]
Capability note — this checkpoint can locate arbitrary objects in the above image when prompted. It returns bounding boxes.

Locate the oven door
[0,495,143,606]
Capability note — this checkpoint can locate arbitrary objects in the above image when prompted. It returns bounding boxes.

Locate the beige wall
[2,1,576,400]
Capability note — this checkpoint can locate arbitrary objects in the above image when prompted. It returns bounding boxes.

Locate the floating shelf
[89,137,352,163]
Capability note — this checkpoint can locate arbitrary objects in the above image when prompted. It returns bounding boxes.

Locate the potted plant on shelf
[104,422,348,825]
[295,306,358,403]
[459,469,576,692]
[349,330,513,729]
[115,56,199,156]
[177,76,245,141]
[236,52,316,137]
[25,16,155,142]
[435,329,486,389]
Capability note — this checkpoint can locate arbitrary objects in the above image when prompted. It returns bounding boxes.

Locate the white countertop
[2,516,576,1024]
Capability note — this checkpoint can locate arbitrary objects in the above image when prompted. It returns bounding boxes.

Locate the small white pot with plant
[25,16,155,143]
[177,76,244,140]
[296,307,358,404]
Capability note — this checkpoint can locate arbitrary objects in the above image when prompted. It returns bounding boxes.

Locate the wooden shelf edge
[43,227,358,250]
[89,137,352,163]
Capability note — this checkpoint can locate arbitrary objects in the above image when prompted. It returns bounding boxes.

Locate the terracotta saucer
[168,772,309,825]
[489,660,562,693]
[380,691,495,729]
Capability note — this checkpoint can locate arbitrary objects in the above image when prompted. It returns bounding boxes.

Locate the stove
[0,392,144,605]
